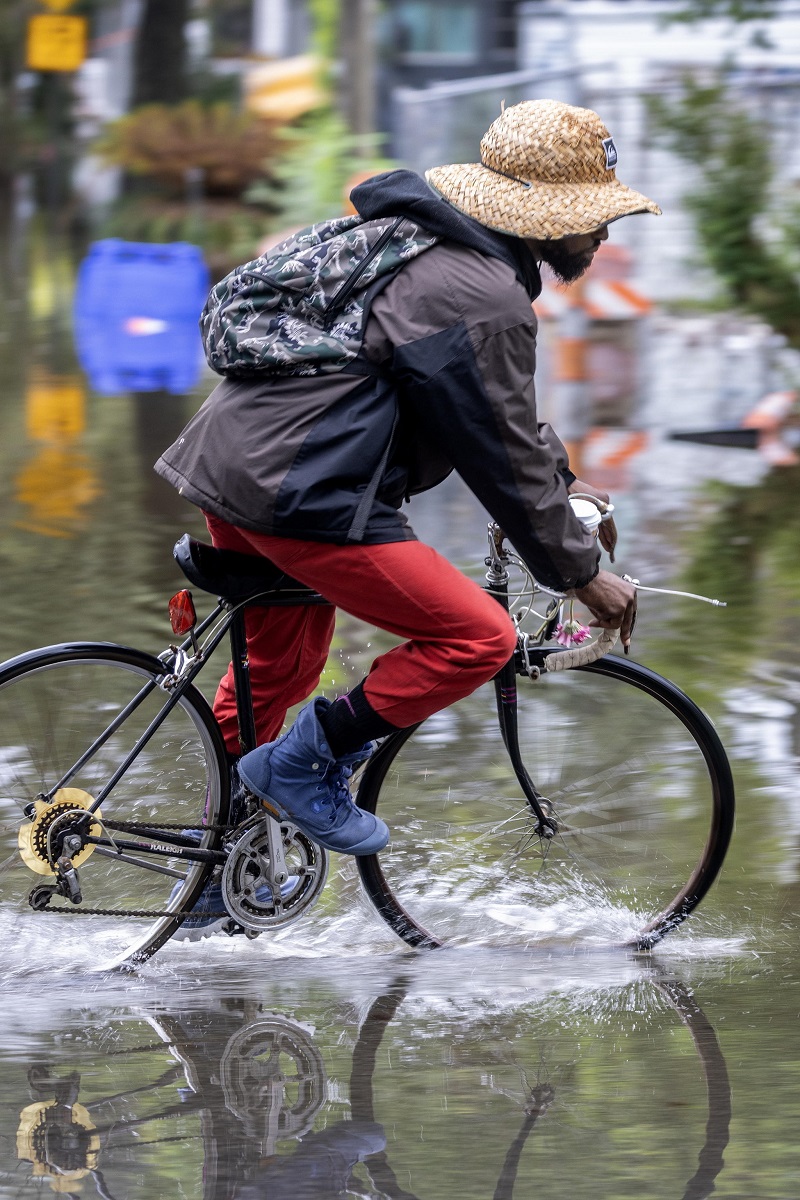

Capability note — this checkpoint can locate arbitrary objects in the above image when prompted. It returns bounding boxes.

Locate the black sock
[318,681,401,757]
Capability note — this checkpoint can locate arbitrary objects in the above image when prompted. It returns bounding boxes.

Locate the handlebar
[544,627,619,671]
[486,516,726,674]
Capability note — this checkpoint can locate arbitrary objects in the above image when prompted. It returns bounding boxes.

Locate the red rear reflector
[169,590,197,635]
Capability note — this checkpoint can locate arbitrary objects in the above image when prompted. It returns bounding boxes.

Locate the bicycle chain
[34,820,233,919]
[101,820,231,833]
[36,906,201,918]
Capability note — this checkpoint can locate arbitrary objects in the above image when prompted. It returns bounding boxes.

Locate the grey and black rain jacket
[155,170,600,592]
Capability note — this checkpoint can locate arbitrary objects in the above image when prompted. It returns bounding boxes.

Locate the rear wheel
[356,655,734,950]
[0,643,228,970]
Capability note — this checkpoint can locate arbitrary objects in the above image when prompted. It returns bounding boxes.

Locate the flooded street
[1,231,799,1198]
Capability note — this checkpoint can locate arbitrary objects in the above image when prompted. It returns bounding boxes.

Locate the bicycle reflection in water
[12,978,731,1200]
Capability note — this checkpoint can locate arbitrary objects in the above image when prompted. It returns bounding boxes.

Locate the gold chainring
[18,789,102,877]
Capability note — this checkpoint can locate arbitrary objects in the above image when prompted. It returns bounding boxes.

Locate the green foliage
[94,98,284,273]
[308,0,341,58]
[247,108,395,230]
[100,197,272,276]
[648,77,800,345]
[644,464,800,699]
[668,0,776,22]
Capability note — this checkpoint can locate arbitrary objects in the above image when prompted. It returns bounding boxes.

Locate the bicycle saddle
[173,534,319,604]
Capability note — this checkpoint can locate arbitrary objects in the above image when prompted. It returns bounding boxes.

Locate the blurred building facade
[392,1,800,304]
[68,0,800,308]
[377,2,520,135]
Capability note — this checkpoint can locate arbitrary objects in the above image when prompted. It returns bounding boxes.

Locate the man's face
[525,225,609,284]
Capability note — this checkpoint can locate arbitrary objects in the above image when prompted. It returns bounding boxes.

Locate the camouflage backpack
[201,214,439,378]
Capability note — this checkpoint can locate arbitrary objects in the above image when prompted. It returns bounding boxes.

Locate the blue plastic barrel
[73,239,210,394]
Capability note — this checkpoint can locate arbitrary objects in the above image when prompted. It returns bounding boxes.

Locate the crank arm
[263,815,290,888]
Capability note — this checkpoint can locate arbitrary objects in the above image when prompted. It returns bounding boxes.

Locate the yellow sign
[245,55,324,122]
[26,14,87,72]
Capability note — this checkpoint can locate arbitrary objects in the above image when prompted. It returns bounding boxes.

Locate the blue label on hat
[602,137,618,169]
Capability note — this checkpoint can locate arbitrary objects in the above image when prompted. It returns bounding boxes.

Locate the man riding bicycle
[155,99,660,926]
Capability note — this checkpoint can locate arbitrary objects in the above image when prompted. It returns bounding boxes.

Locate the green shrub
[648,76,800,345]
[96,100,281,198]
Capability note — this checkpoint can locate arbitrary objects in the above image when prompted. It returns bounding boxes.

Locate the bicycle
[0,522,735,970]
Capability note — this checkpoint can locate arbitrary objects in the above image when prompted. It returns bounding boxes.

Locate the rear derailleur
[28,855,83,910]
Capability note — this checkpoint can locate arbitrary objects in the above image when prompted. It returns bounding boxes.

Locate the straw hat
[426,99,661,240]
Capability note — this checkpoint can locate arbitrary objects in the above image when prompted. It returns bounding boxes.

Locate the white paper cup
[569,497,602,535]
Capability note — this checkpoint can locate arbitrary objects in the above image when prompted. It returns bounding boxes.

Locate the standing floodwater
[1,224,799,1196]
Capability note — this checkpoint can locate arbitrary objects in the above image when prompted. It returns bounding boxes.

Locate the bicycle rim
[0,644,227,970]
[357,656,734,950]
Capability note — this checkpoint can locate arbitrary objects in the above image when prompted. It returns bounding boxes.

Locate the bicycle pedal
[222,919,260,940]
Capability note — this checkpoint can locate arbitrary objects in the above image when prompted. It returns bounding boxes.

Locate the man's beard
[538,242,593,284]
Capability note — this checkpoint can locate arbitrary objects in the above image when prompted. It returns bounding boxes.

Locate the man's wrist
[571,562,601,592]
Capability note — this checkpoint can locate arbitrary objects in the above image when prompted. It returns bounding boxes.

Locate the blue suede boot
[237,698,389,855]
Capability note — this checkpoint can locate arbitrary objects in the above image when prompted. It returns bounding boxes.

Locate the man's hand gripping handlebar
[571,571,637,656]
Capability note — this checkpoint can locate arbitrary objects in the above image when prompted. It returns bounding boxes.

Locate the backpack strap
[346,408,399,544]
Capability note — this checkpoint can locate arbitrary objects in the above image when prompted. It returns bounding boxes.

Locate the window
[394,1,480,62]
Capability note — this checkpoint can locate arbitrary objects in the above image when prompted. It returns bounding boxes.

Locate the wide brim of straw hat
[426,162,661,240]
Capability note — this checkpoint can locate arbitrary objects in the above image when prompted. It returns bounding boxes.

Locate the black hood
[351,169,542,301]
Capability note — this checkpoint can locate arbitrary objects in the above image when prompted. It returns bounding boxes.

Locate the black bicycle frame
[46,593,317,872]
[48,550,554,870]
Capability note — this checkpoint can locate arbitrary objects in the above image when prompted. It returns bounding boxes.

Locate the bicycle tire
[0,642,229,970]
[356,654,735,950]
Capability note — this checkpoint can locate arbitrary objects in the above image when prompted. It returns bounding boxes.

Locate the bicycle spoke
[0,650,225,967]
[359,660,734,947]
[0,847,21,873]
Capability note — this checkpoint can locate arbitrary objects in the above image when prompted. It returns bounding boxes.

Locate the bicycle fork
[493,662,556,839]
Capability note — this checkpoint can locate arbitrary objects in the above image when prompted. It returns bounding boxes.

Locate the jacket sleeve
[372,250,599,592]
[539,422,577,488]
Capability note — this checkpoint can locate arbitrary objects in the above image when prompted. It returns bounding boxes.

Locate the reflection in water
[649,463,800,693]
[14,372,101,539]
[14,444,100,539]
[665,983,731,1200]
[17,1071,105,1197]
[130,389,199,526]
[9,976,730,1200]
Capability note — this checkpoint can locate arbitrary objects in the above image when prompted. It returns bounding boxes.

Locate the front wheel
[0,643,229,970]
[356,655,735,950]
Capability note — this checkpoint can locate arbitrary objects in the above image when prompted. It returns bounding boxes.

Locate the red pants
[204,513,517,755]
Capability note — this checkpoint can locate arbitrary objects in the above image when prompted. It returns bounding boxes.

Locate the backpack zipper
[324,217,404,326]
